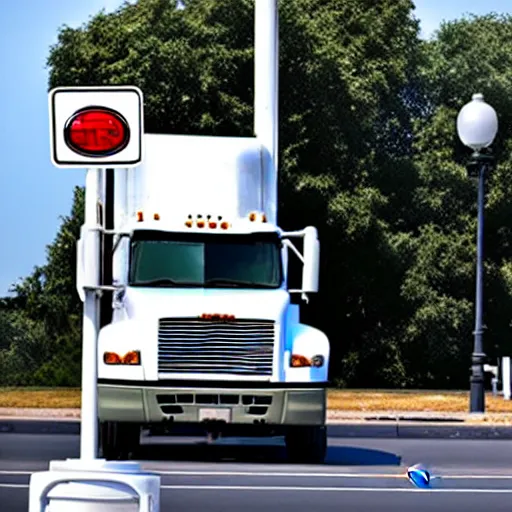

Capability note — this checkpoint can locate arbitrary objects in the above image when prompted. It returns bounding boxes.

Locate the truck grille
[158,318,275,376]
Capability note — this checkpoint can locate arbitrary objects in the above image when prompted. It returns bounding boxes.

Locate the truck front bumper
[98,381,326,426]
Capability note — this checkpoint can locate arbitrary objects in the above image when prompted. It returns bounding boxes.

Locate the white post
[503,356,511,400]
[80,294,99,460]
[254,0,278,225]
[80,168,102,460]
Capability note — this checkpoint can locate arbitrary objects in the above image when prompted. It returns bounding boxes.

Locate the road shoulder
[1,408,512,438]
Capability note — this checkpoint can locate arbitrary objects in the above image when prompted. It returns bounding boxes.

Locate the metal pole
[80,168,102,459]
[470,162,486,413]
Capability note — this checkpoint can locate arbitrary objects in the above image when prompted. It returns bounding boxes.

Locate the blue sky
[0,0,510,296]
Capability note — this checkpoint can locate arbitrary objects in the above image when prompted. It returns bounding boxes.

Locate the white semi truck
[68,0,330,464]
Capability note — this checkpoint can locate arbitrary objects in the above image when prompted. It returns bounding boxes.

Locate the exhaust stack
[254,0,279,224]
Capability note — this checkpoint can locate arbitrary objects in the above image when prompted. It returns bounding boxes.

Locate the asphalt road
[2,429,512,511]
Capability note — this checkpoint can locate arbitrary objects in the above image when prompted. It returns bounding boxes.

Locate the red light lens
[104,352,122,365]
[290,354,312,367]
[122,351,141,365]
[64,106,130,157]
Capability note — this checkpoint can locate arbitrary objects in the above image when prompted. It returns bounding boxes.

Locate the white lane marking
[444,475,512,480]
[153,471,512,479]
[156,471,406,478]
[1,482,512,494]
[160,485,512,494]
[2,469,512,480]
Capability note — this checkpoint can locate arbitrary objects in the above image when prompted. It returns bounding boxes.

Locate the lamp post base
[470,354,486,413]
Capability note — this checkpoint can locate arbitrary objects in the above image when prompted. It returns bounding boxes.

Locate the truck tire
[285,425,327,464]
[100,421,140,460]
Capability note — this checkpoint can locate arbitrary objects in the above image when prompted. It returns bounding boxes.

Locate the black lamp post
[456,93,498,413]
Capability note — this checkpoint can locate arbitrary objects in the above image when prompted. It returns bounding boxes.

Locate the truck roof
[125,134,277,227]
[122,215,281,237]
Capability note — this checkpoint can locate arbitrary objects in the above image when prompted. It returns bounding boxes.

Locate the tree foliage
[0,187,84,386]
[2,4,512,389]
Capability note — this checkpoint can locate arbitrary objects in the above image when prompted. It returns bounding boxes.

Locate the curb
[1,416,511,439]
[328,423,512,439]
[2,409,512,423]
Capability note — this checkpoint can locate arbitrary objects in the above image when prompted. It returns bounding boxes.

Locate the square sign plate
[49,85,144,168]
[199,408,232,423]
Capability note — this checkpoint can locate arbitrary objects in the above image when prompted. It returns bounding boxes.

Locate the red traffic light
[64,106,130,157]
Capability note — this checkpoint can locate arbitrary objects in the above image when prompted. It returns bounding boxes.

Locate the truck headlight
[290,354,324,368]
[103,350,141,365]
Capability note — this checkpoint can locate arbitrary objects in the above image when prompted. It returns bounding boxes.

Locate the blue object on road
[407,464,431,488]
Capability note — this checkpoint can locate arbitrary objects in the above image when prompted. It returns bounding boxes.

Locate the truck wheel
[100,421,140,460]
[285,425,327,464]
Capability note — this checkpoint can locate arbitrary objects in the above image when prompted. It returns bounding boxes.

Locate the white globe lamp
[457,93,498,151]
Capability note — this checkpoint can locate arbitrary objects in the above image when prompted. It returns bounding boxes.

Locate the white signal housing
[48,85,144,168]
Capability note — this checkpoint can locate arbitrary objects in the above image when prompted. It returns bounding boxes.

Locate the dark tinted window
[129,231,282,289]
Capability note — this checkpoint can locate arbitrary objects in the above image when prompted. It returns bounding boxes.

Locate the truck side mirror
[76,236,85,302]
[302,226,320,293]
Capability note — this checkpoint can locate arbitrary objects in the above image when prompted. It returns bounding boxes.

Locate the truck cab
[89,134,330,463]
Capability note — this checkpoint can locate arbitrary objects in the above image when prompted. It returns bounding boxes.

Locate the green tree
[398,14,512,386]
[4,187,85,386]
[0,310,53,386]
[11,186,84,332]
[46,0,424,386]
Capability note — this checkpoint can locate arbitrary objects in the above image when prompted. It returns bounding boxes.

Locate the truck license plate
[199,408,232,422]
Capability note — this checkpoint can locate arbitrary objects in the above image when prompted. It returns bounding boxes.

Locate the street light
[456,93,498,413]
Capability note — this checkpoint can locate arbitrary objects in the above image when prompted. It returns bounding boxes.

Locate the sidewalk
[328,410,512,424]
[1,408,512,425]
[2,408,512,438]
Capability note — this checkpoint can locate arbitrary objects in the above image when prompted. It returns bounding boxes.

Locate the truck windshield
[128,231,283,289]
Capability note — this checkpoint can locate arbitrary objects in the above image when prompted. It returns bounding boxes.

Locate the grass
[327,389,512,413]
[0,387,81,409]
[0,388,512,414]
[1,387,512,413]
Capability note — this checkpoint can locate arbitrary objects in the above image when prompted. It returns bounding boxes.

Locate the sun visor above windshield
[129,134,277,226]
